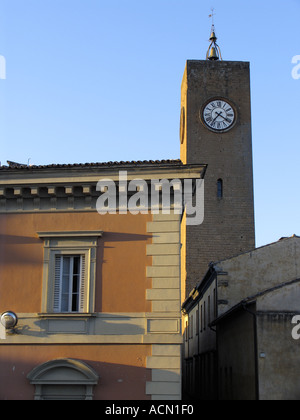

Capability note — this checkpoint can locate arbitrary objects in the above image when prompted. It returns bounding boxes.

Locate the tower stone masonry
[180,60,256,295]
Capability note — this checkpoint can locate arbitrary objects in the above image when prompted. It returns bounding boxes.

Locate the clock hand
[216,112,231,123]
[212,112,222,123]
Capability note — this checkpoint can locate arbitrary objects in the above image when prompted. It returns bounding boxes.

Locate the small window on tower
[217,179,223,199]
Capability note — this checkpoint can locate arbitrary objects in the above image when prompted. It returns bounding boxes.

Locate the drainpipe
[242,302,259,401]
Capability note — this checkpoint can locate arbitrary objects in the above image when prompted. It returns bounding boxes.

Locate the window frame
[38,231,102,315]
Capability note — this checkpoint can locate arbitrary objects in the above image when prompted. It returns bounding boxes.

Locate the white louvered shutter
[53,255,62,312]
[79,255,86,313]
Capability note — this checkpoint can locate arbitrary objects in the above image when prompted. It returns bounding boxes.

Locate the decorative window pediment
[27,358,99,400]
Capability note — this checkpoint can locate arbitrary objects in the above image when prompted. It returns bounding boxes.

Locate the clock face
[202,99,236,132]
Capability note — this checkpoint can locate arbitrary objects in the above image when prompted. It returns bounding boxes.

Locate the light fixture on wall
[0,311,18,330]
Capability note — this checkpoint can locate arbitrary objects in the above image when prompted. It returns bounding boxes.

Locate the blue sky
[0,0,299,247]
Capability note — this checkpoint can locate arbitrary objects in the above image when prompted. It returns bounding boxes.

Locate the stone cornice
[0,164,206,213]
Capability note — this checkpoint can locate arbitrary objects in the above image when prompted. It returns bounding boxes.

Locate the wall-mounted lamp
[1,311,18,330]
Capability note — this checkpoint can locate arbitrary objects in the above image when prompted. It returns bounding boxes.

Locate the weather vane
[208,8,216,26]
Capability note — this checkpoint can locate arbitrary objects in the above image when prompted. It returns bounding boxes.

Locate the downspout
[215,273,219,401]
[208,272,218,400]
[242,302,259,401]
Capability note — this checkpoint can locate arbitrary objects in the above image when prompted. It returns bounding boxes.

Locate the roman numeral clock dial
[201,99,236,133]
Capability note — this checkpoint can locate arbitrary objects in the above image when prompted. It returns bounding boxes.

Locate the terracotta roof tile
[1,159,183,171]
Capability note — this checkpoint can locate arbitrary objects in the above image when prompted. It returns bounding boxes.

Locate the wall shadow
[0,348,154,400]
[11,314,146,338]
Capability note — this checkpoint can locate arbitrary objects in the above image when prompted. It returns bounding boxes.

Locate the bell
[206,22,223,61]
[208,46,219,61]
[209,31,217,41]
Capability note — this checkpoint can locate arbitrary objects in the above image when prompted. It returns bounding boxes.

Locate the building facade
[0,160,205,400]
[182,235,300,400]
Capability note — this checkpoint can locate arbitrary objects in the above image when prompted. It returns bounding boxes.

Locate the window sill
[37,313,97,318]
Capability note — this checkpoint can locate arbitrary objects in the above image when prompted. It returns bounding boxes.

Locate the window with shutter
[38,231,102,315]
[53,255,86,313]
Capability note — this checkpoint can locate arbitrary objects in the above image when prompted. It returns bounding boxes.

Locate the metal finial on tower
[206,9,222,61]
[208,7,216,25]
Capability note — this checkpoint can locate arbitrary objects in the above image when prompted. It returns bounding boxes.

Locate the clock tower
[180,29,256,295]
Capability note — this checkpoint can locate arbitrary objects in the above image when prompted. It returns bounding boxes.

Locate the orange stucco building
[0,160,205,400]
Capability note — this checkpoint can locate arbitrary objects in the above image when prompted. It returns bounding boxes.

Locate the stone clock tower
[180,30,256,295]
